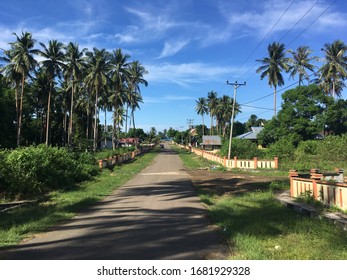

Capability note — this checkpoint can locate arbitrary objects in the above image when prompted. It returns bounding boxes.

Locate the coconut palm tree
[256,42,289,117]
[109,48,130,149]
[64,42,87,147]
[37,39,66,145]
[0,49,22,128]
[8,31,38,146]
[84,48,111,151]
[319,40,347,98]
[31,68,50,143]
[125,60,148,134]
[207,91,218,135]
[114,106,126,139]
[129,91,143,133]
[288,46,317,86]
[195,97,208,136]
[215,95,241,137]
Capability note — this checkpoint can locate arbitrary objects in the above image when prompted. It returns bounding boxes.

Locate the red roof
[119,138,139,144]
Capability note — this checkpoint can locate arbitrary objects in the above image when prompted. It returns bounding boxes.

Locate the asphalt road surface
[3,145,229,260]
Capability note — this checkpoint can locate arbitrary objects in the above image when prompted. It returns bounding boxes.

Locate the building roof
[236,127,264,140]
[202,135,221,145]
[119,138,139,144]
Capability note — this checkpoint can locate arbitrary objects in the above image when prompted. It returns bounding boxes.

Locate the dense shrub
[265,138,295,161]
[1,145,99,196]
[219,138,261,159]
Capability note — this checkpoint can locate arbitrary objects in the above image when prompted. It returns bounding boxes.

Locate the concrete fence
[97,146,153,170]
[289,169,347,210]
[179,145,278,170]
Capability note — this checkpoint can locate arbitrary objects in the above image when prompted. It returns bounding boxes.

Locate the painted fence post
[254,157,258,169]
[289,170,299,197]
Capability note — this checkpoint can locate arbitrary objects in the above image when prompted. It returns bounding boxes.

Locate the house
[236,126,264,148]
[98,137,113,149]
[201,135,221,151]
[118,138,140,147]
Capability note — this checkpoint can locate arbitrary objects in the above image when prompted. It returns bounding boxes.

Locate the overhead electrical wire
[229,0,336,118]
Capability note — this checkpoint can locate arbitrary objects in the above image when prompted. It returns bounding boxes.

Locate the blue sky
[1,0,347,133]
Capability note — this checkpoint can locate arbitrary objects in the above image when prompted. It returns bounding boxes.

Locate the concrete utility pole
[226,81,246,160]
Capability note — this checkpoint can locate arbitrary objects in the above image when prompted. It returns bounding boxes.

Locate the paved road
[3,145,229,260]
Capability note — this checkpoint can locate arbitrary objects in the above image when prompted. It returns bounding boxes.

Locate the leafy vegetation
[0,149,157,249]
[178,147,347,260]
[0,31,148,150]
[0,145,99,198]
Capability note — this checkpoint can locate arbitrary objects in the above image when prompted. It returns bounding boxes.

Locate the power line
[226,0,297,82]
[278,0,320,44]
[286,0,336,48]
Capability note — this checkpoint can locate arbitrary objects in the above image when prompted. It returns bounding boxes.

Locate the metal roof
[202,135,221,145]
[236,127,264,140]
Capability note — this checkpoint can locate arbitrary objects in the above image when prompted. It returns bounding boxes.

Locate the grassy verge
[0,149,158,249]
[177,148,347,260]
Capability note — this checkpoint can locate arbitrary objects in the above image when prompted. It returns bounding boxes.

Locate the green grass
[172,146,220,170]
[0,149,158,249]
[178,149,347,260]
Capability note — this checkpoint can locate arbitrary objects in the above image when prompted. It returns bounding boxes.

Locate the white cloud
[145,62,235,87]
[234,1,346,37]
[157,39,190,58]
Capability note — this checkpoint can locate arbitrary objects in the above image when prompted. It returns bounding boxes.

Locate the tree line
[194,40,347,145]
[0,31,148,150]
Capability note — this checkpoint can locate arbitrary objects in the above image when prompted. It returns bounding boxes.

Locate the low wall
[289,169,347,210]
[179,145,278,170]
[97,146,152,170]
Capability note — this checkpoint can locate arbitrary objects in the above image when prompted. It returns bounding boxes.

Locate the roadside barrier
[289,168,347,210]
[178,144,278,170]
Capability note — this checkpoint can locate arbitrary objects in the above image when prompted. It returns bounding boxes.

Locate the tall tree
[84,48,111,151]
[319,40,347,98]
[64,42,87,147]
[207,90,218,135]
[215,95,240,137]
[8,31,38,146]
[287,46,317,85]
[195,97,208,136]
[0,49,22,128]
[37,39,65,145]
[256,42,289,117]
[125,60,148,136]
[110,48,130,149]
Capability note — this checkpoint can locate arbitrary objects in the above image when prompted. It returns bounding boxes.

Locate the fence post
[274,157,278,169]
[234,156,238,168]
[253,157,258,169]
[289,170,299,197]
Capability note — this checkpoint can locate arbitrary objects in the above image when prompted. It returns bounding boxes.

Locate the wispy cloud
[223,0,347,39]
[157,39,190,58]
[145,62,235,87]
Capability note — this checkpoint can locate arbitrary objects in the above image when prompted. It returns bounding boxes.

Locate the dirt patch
[186,170,287,196]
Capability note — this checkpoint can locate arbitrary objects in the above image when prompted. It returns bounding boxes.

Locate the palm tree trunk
[15,83,19,130]
[104,109,107,147]
[45,84,52,146]
[274,86,277,117]
[202,115,205,136]
[17,75,25,146]
[93,87,99,152]
[125,104,129,134]
[68,80,75,147]
[86,107,90,140]
[112,111,116,150]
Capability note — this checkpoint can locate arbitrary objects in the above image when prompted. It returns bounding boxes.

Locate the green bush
[219,138,260,159]
[2,145,99,196]
[266,138,295,161]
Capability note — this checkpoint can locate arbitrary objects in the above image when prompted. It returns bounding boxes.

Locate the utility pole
[186,119,194,146]
[179,126,184,145]
[226,81,246,160]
